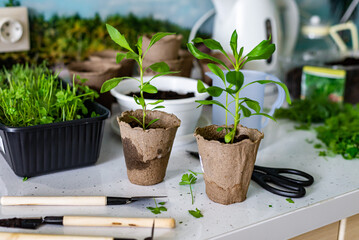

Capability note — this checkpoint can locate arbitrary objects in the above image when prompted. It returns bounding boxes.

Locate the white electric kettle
[190,0,300,75]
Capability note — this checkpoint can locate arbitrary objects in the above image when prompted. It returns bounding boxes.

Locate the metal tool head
[107,196,167,205]
[130,196,167,202]
[144,220,155,240]
[0,217,43,229]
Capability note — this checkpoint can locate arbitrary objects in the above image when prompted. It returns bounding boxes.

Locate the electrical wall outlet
[0,7,30,53]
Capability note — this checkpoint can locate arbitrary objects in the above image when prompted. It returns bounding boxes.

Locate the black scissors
[252,165,314,198]
[186,151,314,198]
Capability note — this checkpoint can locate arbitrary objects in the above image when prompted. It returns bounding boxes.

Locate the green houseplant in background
[101,24,181,186]
[187,30,291,205]
[0,63,110,178]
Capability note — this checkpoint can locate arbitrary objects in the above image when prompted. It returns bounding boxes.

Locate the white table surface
[0,107,359,240]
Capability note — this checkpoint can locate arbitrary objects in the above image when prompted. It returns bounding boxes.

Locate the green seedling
[146,199,167,215]
[179,172,197,205]
[101,24,178,130]
[187,30,291,143]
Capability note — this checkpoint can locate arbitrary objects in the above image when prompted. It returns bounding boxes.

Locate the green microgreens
[22,177,28,182]
[179,172,197,205]
[187,30,291,143]
[0,63,98,127]
[275,97,359,160]
[146,199,167,215]
[188,208,203,218]
[101,25,179,130]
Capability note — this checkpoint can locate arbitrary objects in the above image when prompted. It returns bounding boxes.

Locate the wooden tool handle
[0,232,113,240]
[63,216,176,228]
[1,196,107,206]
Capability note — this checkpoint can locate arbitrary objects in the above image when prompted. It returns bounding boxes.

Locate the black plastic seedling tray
[0,101,110,177]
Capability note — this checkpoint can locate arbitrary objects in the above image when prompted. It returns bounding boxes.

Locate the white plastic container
[110,76,209,136]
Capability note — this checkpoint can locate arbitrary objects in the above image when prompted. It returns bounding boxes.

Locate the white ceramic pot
[110,76,209,136]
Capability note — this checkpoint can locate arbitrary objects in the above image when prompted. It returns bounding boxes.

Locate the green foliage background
[0,11,202,67]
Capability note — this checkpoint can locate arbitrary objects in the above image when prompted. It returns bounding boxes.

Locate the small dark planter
[0,101,110,177]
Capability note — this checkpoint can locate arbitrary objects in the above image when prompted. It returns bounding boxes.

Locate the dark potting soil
[127,90,195,100]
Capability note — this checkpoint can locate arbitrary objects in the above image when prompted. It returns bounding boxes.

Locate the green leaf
[148,32,174,49]
[207,63,225,84]
[244,80,291,104]
[159,206,167,211]
[197,80,207,93]
[244,99,261,113]
[246,37,275,62]
[149,62,170,73]
[344,147,358,159]
[179,173,197,185]
[230,30,238,60]
[116,52,126,64]
[149,71,180,81]
[133,95,144,107]
[158,202,166,205]
[206,86,223,97]
[136,36,143,56]
[195,100,229,113]
[22,177,28,182]
[188,208,203,218]
[141,84,158,94]
[101,77,128,93]
[252,112,277,122]
[129,115,143,127]
[151,105,165,110]
[238,47,244,62]
[187,43,229,70]
[319,151,327,157]
[106,24,133,52]
[192,37,204,44]
[148,99,164,105]
[202,39,224,52]
[224,132,232,143]
[147,207,161,214]
[226,71,244,93]
[216,127,224,132]
[269,205,273,208]
[314,143,322,149]
[240,105,252,117]
[286,198,294,204]
[126,52,140,62]
[146,118,159,129]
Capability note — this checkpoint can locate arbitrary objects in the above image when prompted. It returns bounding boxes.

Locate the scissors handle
[251,171,306,198]
[254,165,314,187]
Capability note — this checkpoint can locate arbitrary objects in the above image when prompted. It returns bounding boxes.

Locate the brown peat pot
[118,110,181,185]
[195,124,264,205]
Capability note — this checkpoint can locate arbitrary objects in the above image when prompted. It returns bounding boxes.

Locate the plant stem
[232,91,240,144]
[190,184,194,204]
[154,198,158,208]
[139,57,146,130]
